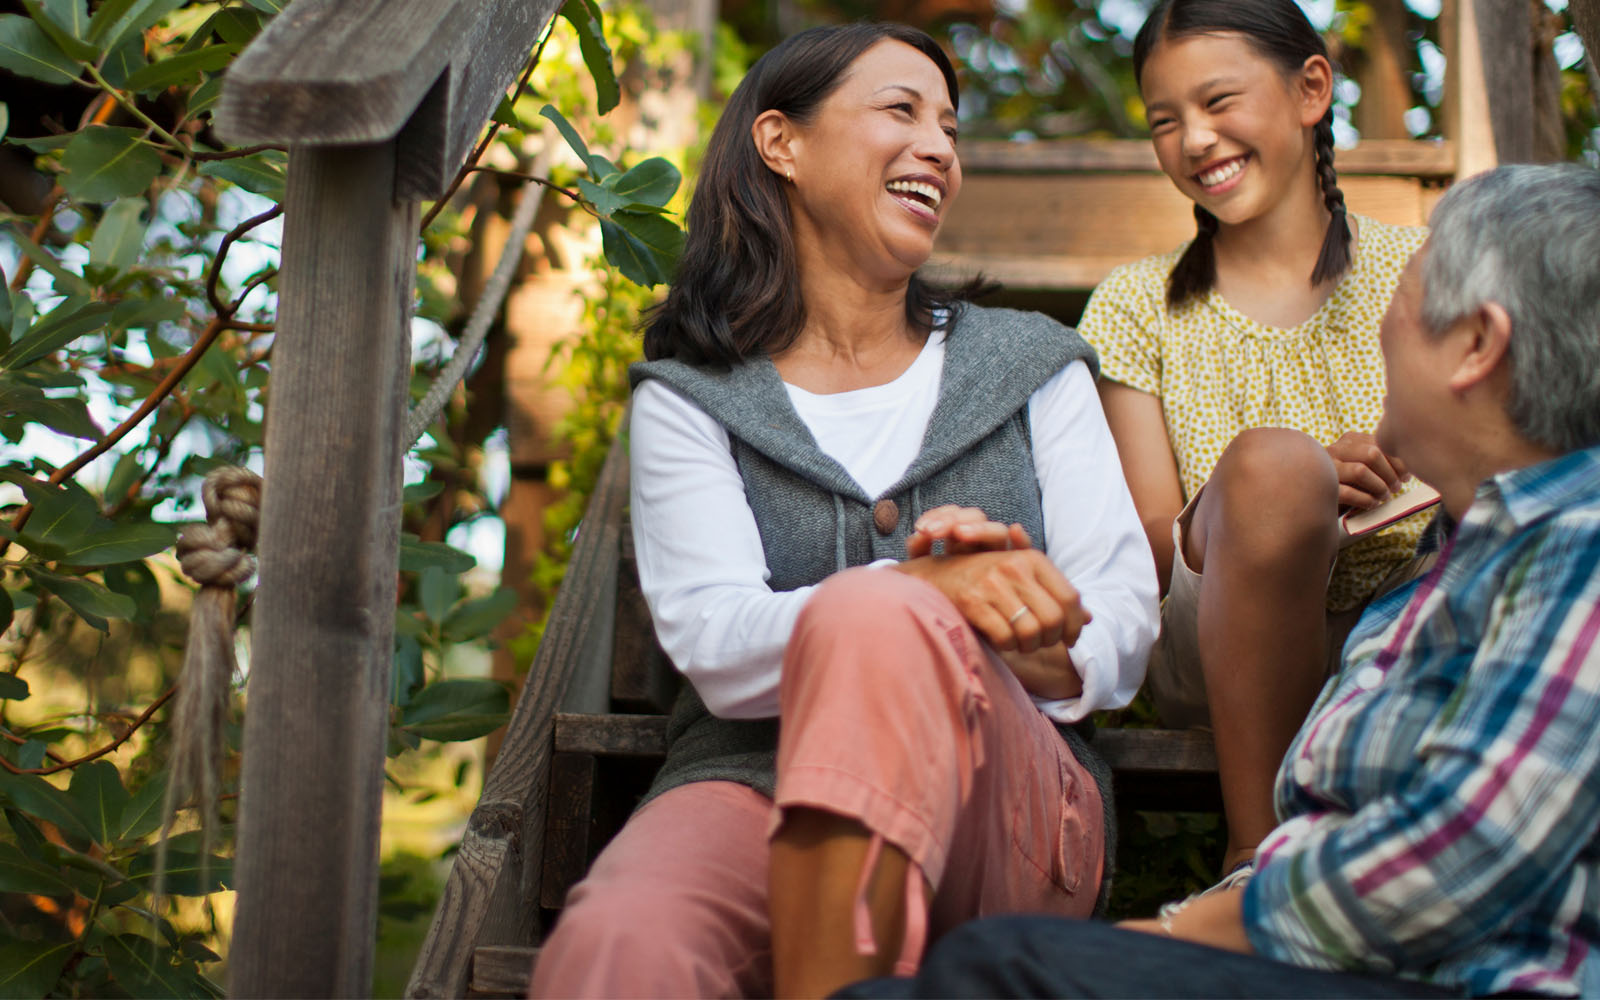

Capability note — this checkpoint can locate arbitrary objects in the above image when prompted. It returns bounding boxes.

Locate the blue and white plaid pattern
[1243,445,1600,997]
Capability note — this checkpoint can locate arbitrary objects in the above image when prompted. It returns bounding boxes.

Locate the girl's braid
[1166,203,1221,309]
[1310,112,1354,286]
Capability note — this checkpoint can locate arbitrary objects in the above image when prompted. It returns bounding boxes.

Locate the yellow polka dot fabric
[1079,215,1430,612]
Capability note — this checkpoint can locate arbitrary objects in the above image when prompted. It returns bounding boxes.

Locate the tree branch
[0,686,176,775]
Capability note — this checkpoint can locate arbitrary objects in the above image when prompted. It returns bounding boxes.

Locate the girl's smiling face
[1138,32,1331,228]
[760,38,962,283]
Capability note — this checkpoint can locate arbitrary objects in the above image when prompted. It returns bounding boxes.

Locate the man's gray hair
[1422,163,1600,453]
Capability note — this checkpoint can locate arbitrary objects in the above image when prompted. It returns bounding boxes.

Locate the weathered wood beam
[1443,0,1536,176]
[215,0,561,199]
[229,143,414,998]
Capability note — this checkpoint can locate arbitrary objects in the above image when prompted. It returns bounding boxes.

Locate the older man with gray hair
[843,163,1600,998]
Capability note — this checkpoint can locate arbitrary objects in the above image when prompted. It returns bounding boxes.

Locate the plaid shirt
[1244,445,1600,997]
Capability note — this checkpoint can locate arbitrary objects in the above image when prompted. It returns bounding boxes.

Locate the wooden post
[1442,0,1535,176]
[230,142,414,997]
[214,0,561,992]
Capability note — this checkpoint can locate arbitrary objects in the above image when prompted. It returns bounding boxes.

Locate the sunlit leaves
[197,149,286,201]
[558,0,618,115]
[90,198,148,272]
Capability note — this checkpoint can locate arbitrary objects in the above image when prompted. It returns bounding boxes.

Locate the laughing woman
[529,23,1158,1000]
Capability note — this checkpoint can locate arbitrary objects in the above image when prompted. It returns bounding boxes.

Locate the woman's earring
[786,169,793,183]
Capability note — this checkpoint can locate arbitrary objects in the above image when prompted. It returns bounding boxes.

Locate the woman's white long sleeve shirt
[628,334,1158,724]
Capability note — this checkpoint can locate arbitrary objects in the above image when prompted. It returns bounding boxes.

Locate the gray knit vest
[629,303,1116,907]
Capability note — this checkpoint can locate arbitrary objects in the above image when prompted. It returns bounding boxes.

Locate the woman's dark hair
[1133,0,1352,310]
[643,23,969,365]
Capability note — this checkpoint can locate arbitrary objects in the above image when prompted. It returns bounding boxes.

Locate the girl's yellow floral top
[1079,215,1431,611]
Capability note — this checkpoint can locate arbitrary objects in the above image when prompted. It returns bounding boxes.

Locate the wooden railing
[212,1,558,993]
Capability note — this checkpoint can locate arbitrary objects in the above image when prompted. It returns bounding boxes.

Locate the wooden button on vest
[873,499,898,536]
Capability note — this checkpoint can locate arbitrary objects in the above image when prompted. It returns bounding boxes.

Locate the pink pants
[530,567,1105,998]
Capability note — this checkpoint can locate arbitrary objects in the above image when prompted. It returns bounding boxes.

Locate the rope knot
[178,467,262,589]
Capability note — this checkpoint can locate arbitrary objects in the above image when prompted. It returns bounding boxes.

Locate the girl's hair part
[1133,0,1353,310]
[644,22,981,366]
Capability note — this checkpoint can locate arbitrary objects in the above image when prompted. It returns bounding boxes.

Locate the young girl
[1079,0,1434,878]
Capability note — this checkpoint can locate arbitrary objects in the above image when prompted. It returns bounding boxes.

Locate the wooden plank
[539,753,599,909]
[230,144,415,997]
[406,440,631,999]
[215,0,561,199]
[931,173,1429,290]
[470,945,539,998]
[1092,728,1216,775]
[554,713,670,757]
[957,138,1455,177]
[611,534,677,713]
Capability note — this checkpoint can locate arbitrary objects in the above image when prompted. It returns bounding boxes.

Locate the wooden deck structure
[207,0,1540,995]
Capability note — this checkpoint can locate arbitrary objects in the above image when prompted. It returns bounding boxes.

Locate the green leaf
[0,770,93,843]
[602,209,686,288]
[198,6,258,46]
[0,265,10,334]
[398,534,475,574]
[241,0,285,12]
[186,73,224,117]
[122,42,238,93]
[0,379,102,440]
[99,29,146,88]
[607,157,680,208]
[127,849,231,895]
[0,14,80,85]
[441,586,516,642]
[491,94,518,127]
[402,480,444,504]
[107,294,183,333]
[103,934,200,999]
[2,300,115,370]
[4,472,98,549]
[0,842,71,894]
[60,520,177,567]
[401,678,510,727]
[26,568,137,631]
[14,740,46,769]
[90,198,147,273]
[587,153,617,179]
[67,760,128,847]
[577,177,626,218]
[61,127,162,203]
[0,939,74,998]
[41,0,89,40]
[391,634,423,707]
[417,565,457,624]
[6,226,91,297]
[102,557,161,623]
[119,771,168,842]
[558,0,618,115]
[197,150,286,201]
[0,671,25,700]
[90,0,184,52]
[20,0,95,62]
[539,103,591,167]
[0,103,8,145]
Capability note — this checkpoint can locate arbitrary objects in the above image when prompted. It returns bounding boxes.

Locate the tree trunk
[1530,0,1567,161]
[1354,0,1414,140]
[1573,0,1600,119]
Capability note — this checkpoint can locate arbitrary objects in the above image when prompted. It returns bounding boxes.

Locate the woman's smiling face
[1138,32,1327,228]
[776,38,962,282]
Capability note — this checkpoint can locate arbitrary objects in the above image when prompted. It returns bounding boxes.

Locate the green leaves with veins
[541,104,685,286]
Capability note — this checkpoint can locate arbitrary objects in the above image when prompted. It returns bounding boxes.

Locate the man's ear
[1447,302,1513,394]
[1297,54,1334,128]
[752,109,797,183]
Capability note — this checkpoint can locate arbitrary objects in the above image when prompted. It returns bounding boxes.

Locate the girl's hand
[906,505,1031,558]
[1326,432,1408,510]
[894,548,1091,654]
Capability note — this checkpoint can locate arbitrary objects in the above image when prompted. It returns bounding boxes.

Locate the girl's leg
[1183,428,1340,868]
[530,780,774,999]
[769,566,1104,999]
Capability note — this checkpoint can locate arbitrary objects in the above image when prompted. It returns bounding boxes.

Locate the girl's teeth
[1198,159,1245,187]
